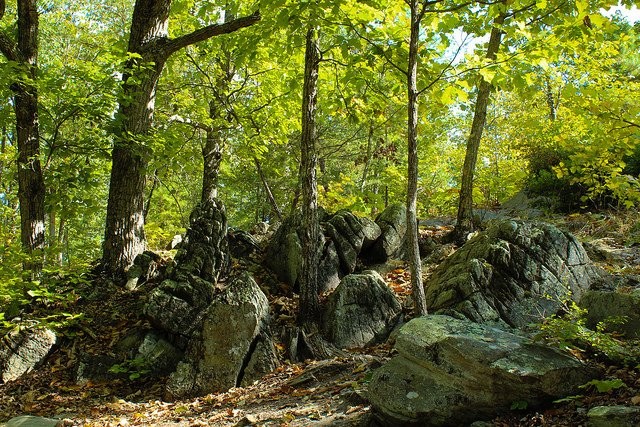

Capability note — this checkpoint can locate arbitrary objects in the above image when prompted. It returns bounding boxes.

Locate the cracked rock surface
[425,219,602,328]
[0,327,56,383]
[323,271,402,349]
[166,272,278,398]
[368,315,596,426]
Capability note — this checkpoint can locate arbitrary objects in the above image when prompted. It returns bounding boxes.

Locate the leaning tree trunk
[102,0,259,279]
[0,0,46,276]
[405,0,428,316]
[453,12,506,244]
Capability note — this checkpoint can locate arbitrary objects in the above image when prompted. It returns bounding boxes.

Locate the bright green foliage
[581,378,627,393]
[535,300,640,365]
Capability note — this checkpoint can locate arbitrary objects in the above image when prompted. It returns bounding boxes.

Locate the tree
[102,0,260,278]
[0,0,46,275]
[452,8,506,243]
[298,26,321,331]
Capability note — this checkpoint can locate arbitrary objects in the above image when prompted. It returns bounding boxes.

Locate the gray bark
[454,11,506,243]
[406,0,427,316]
[0,0,45,276]
[102,0,259,278]
[299,27,321,327]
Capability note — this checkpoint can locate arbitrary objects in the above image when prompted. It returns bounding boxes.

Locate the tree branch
[162,11,261,57]
[0,31,18,61]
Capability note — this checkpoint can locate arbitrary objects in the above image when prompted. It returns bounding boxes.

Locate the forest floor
[2,211,640,426]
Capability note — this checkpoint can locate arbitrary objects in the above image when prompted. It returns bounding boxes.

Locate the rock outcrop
[368,315,596,426]
[323,271,402,349]
[364,204,407,263]
[0,327,56,383]
[145,199,229,346]
[580,276,640,338]
[425,219,601,328]
[166,272,278,397]
[264,209,381,293]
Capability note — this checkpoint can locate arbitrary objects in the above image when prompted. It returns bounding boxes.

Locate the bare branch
[162,11,260,57]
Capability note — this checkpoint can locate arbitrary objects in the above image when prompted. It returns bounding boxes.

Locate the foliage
[580,378,627,393]
[109,357,152,381]
[534,300,640,365]
[0,264,91,336]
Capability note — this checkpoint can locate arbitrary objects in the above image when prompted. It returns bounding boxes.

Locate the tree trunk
[360,120,375,192]
[202,101,223,203]
[453,12,506,243]
[406,0,428,317]
[254,157,283,221]
[102,0,259,278]
[299,27,321,328]
[544,75,557,122]
[0,0,46,276]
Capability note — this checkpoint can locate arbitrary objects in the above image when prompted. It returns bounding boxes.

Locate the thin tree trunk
[202,101,223,203]
[0,0,46,276]
[544,75,557,122]
[360,120,375,192]
[406,0,428,317]
[453,11,506,243]
[299,27,321,328]
[143,169,159,222]
[102,0,258,279]
[254,157,283,221]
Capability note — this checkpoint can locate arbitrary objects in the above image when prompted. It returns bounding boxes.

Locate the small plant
[580,378,626,393]
[510,400,528,410]
[109,357,152,380]
[534,300,640,365]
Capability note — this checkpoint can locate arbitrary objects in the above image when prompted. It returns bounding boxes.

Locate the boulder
[228,228,261,260]
[0,327,56,383]
[166,272,278,397]
[264,210,379,293]
[264,212,304,287]
[323,271,402,349]
[114,329,183,375]
[587,405,640,427]
[368,315,596,426]
[5,416,61,427]
[425,219,601,328]
[145,199,229,345]
[580,279,640,338]
[324,211,381,274]
[125,251,162,290]
[364,204,407,263]
[171,198,229,284]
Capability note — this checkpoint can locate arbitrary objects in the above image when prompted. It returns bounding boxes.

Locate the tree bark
[406,0,428,317]
[202,101,224,203]
[0,0,45,276]
[299,27,321,328]
[254,157,283,221]
[453,12,506,243]
[102,0,259,278]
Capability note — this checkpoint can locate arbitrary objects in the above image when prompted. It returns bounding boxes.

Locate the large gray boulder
[587,405,640,427]
[425,219,601,328]
[580,277,640,338]
[324,211,381,274]
[0,327,56,383]
[264,210,381,293]
[145,199,229,345]
[368,315,596,426]
[166,272,278,397]
[364,204,407,263]
[323,271,402,349]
